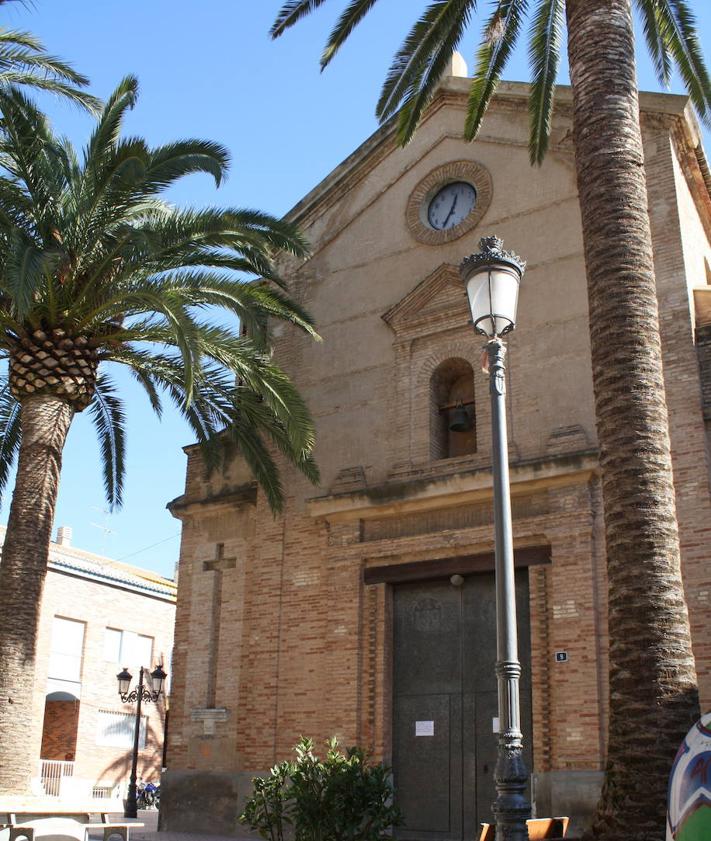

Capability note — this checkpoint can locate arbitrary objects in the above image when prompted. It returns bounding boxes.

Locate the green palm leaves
[465,1,527,147]
[637,0,711,124]
[0,28,100,112]
[0,77,320,513]
[272,0,711,165]
[527,0,563,163]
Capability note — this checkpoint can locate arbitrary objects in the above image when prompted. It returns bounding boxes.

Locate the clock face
[426,181,477,231]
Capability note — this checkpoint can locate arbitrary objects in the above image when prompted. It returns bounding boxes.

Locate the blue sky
[3,2,710,577]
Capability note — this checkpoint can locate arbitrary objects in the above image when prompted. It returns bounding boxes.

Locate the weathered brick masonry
[163,76,711,837]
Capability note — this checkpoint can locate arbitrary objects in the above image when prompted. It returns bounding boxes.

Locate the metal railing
[38,759,74,797]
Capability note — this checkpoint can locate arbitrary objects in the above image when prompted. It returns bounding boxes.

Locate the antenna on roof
[90,506,117,556]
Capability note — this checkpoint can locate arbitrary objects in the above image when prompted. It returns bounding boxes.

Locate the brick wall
[164,82,711,831]
[697,324,711,418]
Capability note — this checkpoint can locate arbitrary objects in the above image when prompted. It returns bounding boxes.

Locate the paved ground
[87,811,257,841]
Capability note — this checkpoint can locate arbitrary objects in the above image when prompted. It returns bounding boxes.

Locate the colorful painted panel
[667,713,711,840]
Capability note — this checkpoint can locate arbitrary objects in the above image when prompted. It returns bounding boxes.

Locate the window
[103,628,153,667]
[96,709,147,748]
[430,358,477,460]
[103,628,122,663]
[47,617,85,697]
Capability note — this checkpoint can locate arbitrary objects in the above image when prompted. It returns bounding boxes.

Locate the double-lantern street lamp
[116,664,167,819]
[459,236,530,841]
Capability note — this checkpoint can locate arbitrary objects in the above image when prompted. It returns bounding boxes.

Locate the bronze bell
[449,403,472,432]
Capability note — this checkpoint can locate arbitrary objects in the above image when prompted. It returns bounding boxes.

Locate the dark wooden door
[392,570,532,841]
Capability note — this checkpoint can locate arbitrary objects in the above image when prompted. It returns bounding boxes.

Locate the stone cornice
[670,111,711,242]
[307,450,598,523]
[167,482,257,520]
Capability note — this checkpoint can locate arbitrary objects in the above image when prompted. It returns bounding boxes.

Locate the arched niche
[430,357,477,460]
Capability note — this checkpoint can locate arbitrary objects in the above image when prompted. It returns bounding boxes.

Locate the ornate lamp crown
[460,236,526,278]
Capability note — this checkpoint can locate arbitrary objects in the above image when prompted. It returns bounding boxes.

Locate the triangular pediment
[382,263,470,337]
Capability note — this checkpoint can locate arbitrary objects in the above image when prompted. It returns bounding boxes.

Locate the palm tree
[271,2,710,839]
[0,76,320,795]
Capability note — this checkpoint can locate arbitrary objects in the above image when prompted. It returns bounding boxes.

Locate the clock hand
[442,193,458,227]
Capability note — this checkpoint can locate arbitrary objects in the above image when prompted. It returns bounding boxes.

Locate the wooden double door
[392,570,532,841]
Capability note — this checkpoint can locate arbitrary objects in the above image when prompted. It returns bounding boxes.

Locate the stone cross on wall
[202,543,236,709]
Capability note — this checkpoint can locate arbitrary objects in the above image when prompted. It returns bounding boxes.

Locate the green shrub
[240,737,402,841]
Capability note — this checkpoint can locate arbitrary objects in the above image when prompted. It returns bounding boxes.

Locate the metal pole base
[125,782,138,819]
[493,741,530,840]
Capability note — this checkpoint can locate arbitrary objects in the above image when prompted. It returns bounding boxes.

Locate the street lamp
[117,664,167,819]
[459,236,530,841]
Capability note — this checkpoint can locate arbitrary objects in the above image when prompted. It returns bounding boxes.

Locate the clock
[426,182,477,231]
[405,161,493,245]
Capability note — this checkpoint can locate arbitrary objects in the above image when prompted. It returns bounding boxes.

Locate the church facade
[162,71,711,837]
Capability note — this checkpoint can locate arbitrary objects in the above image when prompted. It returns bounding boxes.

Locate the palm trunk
[0,395,74,795]
[565,1,700,838]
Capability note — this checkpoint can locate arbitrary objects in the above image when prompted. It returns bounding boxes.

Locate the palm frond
[190,329,318,454]
[653,0,711,125]
[224,387,320,512]
[528,0,563,164]
[0,29,90,85]
[3,228,52,320]
[109,349,228,471]
[634,0,673,88]
[142,139,230,192]
[221,410,286,512]
[321,0,382,69]
[87,374,126,509]
[271,0,331,38]
[0,86,65,226]
[83,76,139,178]
[108,339,319,512]
[464,0,528,141]
[128,290,201,405]
[130,368,163,419]
[0,73,101,113]
[376,0,475,134]
[0,174,34,235]
[0,29,100,112]
[0,380,21,507]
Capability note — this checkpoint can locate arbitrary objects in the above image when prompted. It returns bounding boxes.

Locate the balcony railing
[38,759,74,797]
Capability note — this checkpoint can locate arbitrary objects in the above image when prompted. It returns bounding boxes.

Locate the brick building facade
[0,525,176,800]
[162,71,711,837]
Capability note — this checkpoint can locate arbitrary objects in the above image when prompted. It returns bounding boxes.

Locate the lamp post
[117,664,167,819]
[459,236,530,841]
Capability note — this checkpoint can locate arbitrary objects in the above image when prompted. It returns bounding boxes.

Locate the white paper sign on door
[415,720,434,736]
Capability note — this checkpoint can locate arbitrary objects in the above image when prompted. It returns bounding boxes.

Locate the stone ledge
[308,450,598,523]
[167,483,257,519]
